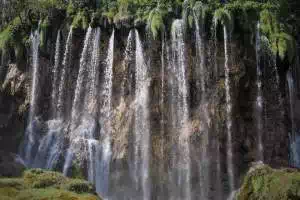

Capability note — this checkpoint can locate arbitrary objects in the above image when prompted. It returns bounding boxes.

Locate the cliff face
[0,22,293,199]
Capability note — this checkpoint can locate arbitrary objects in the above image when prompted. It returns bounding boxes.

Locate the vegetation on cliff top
[0,168,101,200]
[237,163,300,200]
[0,0,299,63]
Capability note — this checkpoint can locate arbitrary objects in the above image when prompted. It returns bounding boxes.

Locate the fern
[147,3,168,39]
[72,11,89,30]
[275,32,296,62]
[148,9,164,39]
[193,1,209,26]
[260,9,295,62]
[214,8,233,31]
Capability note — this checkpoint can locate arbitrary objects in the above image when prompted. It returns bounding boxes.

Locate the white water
[21,29,40,166]
[29,30,40,123]
[255,22,264,161]
[121,30,134,96]
[33,119,64,169]
[170,19,191,200]
[51,30,61,118]
[71,26,93,124]
[134,29,151,200]
[87,27,101,115]
[287,71,300,167]
[63,27,98,177]
[195,14,210,200]
[57,27,73,119]
[97,29,115,197]
[224,25,235,194]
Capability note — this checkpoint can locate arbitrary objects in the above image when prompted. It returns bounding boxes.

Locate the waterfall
[20,29,41,166]
[96,29,114,197]
[224,25,235,193]
[87,27,101,115]
[134,29,151,200]
[51,30,61,118]
[121,30,134,97]
[195,13,210,200]
[71,26,93,124]
[287,71,300,168]
[214,20,219,78]
[63,27,99,177]
[255,22,264,161]
[57,27,73,119]
[287,71,298,166]
[29,30,40,123]
[170,19,191,200]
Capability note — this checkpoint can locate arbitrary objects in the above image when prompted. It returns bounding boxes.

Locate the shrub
[63,179,95,194]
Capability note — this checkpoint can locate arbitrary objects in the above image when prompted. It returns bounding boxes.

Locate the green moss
[0,169,101,200]
[0,187,99,200]
[237,164,300,200]
[0,178,24,189]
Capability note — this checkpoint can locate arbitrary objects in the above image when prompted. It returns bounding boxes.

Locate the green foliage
[40,17,50,50]
[214,8,233,31]
[0,178,24,189]
[0,169,101,200]
[237,165,300,200]
[24,169,65,188]
[0,0,298,62]
[63,179,95,194]
[182,0,210,30]
[260,9,295,62]
[147,4,169,39]
[72,11,90,30]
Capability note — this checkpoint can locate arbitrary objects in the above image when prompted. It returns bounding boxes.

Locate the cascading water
[57,27,73,118]
[121,30,134,97]
[224,25,235,194]
[255,22,264,161]
[71,26,93,124]
[63,26,98,176]
[169,19,191,200]
[287,71,300,167]
[134,29,151,200]
[51,30,61,118]
[88,27,101,115]
[28,30,40,125]
[20,29,40,166]
[194,13,210,200]
[97,29,114,197]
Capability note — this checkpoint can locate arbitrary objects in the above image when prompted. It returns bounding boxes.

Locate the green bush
[72,10,90,30]
[63,179,95,194]
[24,169,65,188]
[0,169,101,200]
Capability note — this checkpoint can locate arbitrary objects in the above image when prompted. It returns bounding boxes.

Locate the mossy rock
[0,169,101,200]
[237,163,300,200]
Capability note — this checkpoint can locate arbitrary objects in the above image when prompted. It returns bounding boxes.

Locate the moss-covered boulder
[0,169,102,200]
[237,163,300,200]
